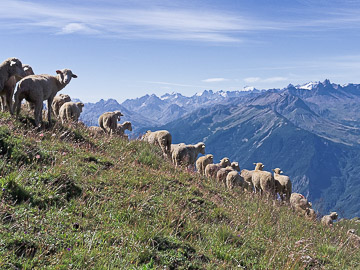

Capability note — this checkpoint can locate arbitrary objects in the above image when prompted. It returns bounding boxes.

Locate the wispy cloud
[202,78,228,83]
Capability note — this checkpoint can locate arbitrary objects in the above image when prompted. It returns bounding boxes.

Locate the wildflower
[35,155,40,159]
[67,248,71,251]
[39,133,44,137]
[62,152,67,156]
[24,231,27,234]
[2,188,5,191]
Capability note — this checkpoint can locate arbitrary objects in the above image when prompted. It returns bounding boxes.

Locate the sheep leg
[34,101,43,127]
[47,98,53,126]
[0,95,5,111]
[5,90,14,114]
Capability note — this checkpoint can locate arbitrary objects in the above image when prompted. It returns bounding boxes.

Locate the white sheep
[142,130,172,157]
[0,64,33,114]
[321,212,338,227]
[196,154,214,175]
[204,157,231,178]
[58,102,84,124]
[51,94,71,118]
[172,142,205,168]
[272,168,292,202]
[98,111,124,135]
[0,57,26,94]
[252,163,276,198]
[347,229,360,248]
[216,162,240,184]
[13,69,77,127]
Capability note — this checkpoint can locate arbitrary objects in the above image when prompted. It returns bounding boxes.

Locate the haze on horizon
[1,0,360,102]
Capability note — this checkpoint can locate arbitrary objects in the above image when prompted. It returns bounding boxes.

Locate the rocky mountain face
[79,80,360,217]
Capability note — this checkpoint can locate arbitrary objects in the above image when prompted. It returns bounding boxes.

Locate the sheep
[226,171,244,190]
[115,121,132,138]
[51,94,71,118]
[305,208,317,221]
[0,58,26,95]
[0,64,34,114]
[13,69,77,127]
[98,111,124,135]
[347,229,360,248]
[240,169,254,192]
[216,162,241,184]
[88,126,105,136]
[290,193,312,217]
[204,157,231,178]
[251,162,276,197]
[196,154,214,175]
[172,142,205,168]
[321,212,338,227]
[142,130,172,157]
[58,102,84,124]
[272,168,292,202]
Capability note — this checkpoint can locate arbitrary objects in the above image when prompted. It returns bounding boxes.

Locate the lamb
[1,64,34,114]
[216,162,241,184]
[88,126,105,136]
[58,102,84,124]
[272,168,292,202]
[0,57,26,94]
[172,142,205,168]
[115,121,132,138]
[251,162,276,197]
[98,111,124,135]
[290,193,312,217]
[142,130,172,157]
[13,69,77,127]
[51,94,71,118]
[321,212,338,227]
[196,154,214,175]
[204,157,231,178]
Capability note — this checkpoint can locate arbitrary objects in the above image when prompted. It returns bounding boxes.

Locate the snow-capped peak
[296,81,320,90]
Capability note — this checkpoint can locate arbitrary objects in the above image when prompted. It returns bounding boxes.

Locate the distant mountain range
[80,80,360,217]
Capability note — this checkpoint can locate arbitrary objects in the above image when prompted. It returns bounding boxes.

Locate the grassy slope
[0,111,360,270]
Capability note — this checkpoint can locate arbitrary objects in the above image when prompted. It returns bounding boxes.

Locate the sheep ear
[23,67,29,71]
[202,145,205,148]
[56,70,62,74]
[280,170,283,174]
[272,169,275,172]
[253,163,256,165]
[72,74,78,78]
[10,61,16,66]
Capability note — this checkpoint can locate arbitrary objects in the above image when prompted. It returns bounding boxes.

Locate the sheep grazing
[251,163,276,197]
[290,193,312,217]
[205,157,231,178]
[172,142,205,168]
[0,57,26,94]
[321,212,338,227]
[226,171,244,190]
[347,229,360,248]
[142,130,172,157]
[58,102,84,124]
[52,94,71,118]
[98,111,124,135]
[115,121,132,138]
[272,168,292,202]
[1,64,34,114]
[196,154,214,175]
[88,126,105,136]
[13,69,77,127]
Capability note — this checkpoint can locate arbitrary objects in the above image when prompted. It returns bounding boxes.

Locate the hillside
[1,111,360,269]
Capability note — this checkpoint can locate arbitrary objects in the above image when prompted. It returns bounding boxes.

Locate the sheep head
[254,162,264,171]
[273,168,282,174]
[113,111,124,121]
[231,162,240,172]
[123,121,132,131]
[22,64,34,76]
[206,154,214,162]
[330,212,338,220]
[7,57,26,78]
[76,102,84,112]
[56,69,77,84]
[196,142,205,155]
[220,157,231,167]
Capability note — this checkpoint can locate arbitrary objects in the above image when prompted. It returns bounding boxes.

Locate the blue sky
[1,0,360,102]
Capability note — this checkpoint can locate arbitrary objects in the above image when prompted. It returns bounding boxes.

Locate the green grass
[0,110,360,269]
